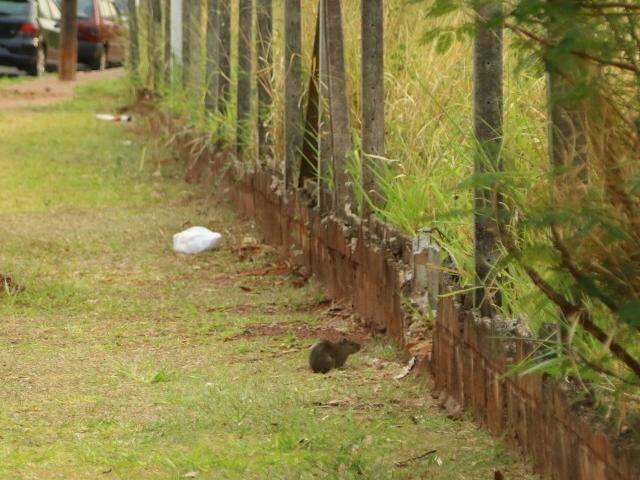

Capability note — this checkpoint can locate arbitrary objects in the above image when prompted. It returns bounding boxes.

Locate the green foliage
[405,0,640,409]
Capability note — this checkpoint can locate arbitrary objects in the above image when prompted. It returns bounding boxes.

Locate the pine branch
[505,21,640,74]
[577,2,640,11]
[496,221,640,379]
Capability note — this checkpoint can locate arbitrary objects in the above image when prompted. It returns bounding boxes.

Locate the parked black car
[0,0,61,76]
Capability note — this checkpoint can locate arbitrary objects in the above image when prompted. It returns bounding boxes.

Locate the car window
[37,0,51,18]
[0,0,31,17]
[77,0,93,19]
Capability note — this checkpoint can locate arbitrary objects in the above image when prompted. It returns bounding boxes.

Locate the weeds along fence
[128,1,640,478]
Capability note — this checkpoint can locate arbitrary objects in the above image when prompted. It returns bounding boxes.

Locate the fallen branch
[395,449,437,468]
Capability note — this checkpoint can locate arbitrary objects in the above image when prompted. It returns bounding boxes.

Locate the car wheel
[91,45,107,71]
[27,45,46,77]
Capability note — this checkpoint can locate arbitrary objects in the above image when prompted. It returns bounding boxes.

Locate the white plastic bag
[172,227,222,255]
[95,113,132,122]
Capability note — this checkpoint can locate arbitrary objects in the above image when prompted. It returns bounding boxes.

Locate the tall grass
[150,0,551,329]
[136,0,639,417]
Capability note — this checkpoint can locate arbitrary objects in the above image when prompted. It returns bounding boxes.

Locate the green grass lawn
[0,79,537,479]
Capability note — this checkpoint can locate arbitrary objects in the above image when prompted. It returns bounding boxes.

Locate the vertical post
[473,2,503,316]
[128,0,139,76]
[324,0,352,214]
[164,0,172,84]
[150,0,163,91]
[299,12,321,186]
[192,0,205,90]
[139,0,149,76]
[318,0,331,213]
[59,0,78,81]
[170,0,182,66]
[361,0,384,216]
[205,0,220,111]
[182,0,192,87]
[236,0,253,157]
[548,74,587,180]
[284,0,302,184]
[218,0,231,114]
[256,0,273,165]
[546,1,588,182]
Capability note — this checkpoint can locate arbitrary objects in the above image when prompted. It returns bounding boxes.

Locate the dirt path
[0,76,537,479]
[0,68,124,110]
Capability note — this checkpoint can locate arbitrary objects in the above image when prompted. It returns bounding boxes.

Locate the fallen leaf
[394,356,416,380]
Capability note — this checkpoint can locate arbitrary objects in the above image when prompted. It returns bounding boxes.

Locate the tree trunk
[59,0,78,81]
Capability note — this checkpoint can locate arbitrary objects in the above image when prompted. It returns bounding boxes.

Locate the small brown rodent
[309,339,361,374]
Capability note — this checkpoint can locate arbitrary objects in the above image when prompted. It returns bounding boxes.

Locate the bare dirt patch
[227,323,359,342]
[225,303,372,344]
[0,68,124,110]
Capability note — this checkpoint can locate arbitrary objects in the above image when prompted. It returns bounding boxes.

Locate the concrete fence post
[181,0,192,87]
[257,0,273,165]
[236,0,254,158]
[361,0,385,216]
[127,0,139,76]
[150,0,163,91]
[217,0,231,115]
[318,0,331,213]
[546,1,588,183]
[163,0,171,85]
[284,0,303,184]
[472,2,503,316]
[298,11,321,188]
[324,0,352,216]
[205,0,220,112]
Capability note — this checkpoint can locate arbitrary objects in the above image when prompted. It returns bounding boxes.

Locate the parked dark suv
[54,0,125,70]
[0,0,61,76]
